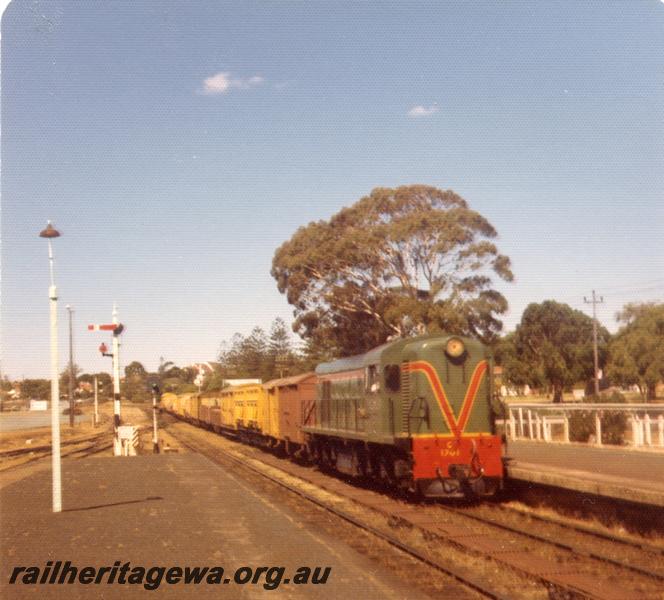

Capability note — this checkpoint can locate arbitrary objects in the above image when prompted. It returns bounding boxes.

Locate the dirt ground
[0,400,156,452]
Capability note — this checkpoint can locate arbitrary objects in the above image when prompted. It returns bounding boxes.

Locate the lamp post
[66,304,75,427]
[39,220,62,513]
[93,375,99,427]
[151,384,160,454]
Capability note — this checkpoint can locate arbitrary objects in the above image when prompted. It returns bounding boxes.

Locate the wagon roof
[263,372,316,389]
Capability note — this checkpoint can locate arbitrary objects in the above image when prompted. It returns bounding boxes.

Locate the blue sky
[2,1,663,379]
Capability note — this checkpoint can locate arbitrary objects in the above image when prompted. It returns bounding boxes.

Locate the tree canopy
[19,379,51,400]
[216,318,302,382]
[125,361,147,379]
[272,185,513,356]
[507,301,609,402]
[59,363,82,393]
[606,303,664,400]
[493,332,539,392]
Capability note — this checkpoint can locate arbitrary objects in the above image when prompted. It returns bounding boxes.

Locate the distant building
[189,362,223,388]
[223,378,262,386]
[191,362,221,378]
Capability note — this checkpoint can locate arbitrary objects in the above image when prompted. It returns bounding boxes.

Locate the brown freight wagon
[199,393,219,427]
[264,373,317,455]
[199,405,211,426]
[210,407,223,433]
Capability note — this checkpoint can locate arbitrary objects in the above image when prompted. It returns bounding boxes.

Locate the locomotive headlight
[445,337,465,358]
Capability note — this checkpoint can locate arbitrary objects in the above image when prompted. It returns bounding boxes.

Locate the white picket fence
[501,403,664,449]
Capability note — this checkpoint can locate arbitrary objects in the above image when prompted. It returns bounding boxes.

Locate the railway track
[447,501,664,576]
[486,503,664,557]
[164,416,664,600]
[166,421,512,600]
[0,429,113,471]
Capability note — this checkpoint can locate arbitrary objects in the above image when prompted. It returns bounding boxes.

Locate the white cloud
[201,72,265,95]
[408,104,439,117]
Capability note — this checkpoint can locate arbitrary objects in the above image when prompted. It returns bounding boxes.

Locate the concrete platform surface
[505,440,664,507]
[0,454,431,599]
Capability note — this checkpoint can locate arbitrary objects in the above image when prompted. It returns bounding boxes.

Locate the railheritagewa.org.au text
[9,561,332,591]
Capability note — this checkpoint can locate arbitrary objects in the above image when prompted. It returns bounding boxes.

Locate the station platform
[0,454,430,599]
[505,440,664,507]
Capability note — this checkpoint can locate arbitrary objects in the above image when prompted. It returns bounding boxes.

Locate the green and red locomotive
[304,334,503,498]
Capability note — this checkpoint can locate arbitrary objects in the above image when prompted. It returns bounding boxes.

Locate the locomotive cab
[399,336,503,498]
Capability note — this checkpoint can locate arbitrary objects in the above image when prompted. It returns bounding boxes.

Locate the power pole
[584,290,604,397]
[66,305,75,427]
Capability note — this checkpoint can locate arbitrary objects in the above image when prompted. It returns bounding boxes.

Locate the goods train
[162,334,503,498]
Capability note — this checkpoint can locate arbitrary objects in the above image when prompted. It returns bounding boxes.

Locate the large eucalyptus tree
[272,185,514,355]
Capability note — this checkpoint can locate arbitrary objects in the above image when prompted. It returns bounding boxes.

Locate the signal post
[89,305,124,456]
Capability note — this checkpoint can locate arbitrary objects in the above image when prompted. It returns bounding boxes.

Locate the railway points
[505,439,664,507]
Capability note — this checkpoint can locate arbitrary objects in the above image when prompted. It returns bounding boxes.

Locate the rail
[501,403,664,449]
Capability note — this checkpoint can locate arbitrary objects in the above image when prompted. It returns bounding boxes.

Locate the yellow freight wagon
[160,392,177,413]
[173,394,185,417]
[254,384,271,435]
[179,393,199,422]
[220,387,236,430]
[232,384,263,430]
[262,379,281,441]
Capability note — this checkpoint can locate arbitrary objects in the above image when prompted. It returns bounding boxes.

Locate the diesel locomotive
[163,333,503,499]
[306,334,502,497]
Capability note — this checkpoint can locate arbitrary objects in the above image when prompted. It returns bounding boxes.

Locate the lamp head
[39,221,61,239]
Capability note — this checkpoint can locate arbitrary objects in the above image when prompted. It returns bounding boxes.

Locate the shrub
[175,383,198,394]
[569,391,627,445]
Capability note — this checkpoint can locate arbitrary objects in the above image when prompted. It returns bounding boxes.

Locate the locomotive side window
[366,365,380,392]
[384,364,401,392]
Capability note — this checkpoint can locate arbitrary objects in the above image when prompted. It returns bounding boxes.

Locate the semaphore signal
[87,324,115,331]
[88,305,125,456]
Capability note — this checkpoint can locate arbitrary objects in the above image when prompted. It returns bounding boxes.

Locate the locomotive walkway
[505,440,664,507]
[0,454,431,599]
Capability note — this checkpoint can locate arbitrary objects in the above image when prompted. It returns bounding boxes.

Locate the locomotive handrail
[302,399,316,427]
[502,403,664,450]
